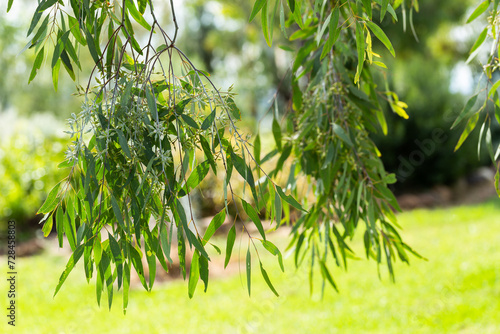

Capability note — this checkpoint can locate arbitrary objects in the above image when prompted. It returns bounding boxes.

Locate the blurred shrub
[370,0,495,192]
[0,116,68,240]
[372,55,491,192]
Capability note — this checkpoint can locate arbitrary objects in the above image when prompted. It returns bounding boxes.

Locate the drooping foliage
[7,0,499,313]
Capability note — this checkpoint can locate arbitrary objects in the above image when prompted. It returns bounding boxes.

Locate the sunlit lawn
[2,200,500,333]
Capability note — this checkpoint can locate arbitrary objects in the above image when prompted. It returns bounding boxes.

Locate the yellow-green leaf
[455,113,480,151]
[467,0,490,23]
[354,21,365,84]
[365,21,395,57]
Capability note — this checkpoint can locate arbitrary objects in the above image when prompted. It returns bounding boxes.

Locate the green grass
[2,200,500,333]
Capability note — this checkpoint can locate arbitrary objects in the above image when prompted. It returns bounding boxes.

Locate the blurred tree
[370,0,492,191]
[0,120,67,240]
[178,0,291,120]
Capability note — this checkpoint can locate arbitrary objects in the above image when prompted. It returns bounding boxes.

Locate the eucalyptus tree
[6,0,499,313]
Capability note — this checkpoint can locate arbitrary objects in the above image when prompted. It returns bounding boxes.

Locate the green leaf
[160,222,173,263]
[7,0,14,12]
[203,209,226,245]
[362,0,372,19]
[39,0,58,11]
[199,254,209,292]
[489,79,500,98]
[145,87,158,121]
[110,195,126,231]
[56,207,64,247]
[135,156,156,196]
[246,247,252,296]
[29,47,45,83]
[54,244,85,296]
[123,262,130,314]
[116,129,132,159]
[319,261,339,292]
[201,108,216,130]
[84,29,102,69]
[64,211,76,250]
[276,185,307,212]
[249,0,268,22]
[68,16,86,45]
[224,224,236,268]
[231,152,255,187]
[259,262,279,296]
[272,117,282,151]
[186,228,210,261]
[51,31,70,68]
[287,0,295,13]
[275,191,282,227]
[181,114,199,129]
[27,3,44,36]
[354,21,365,84]
[199,135,217,175]
[60,50,76,80]
[451,94,478,129]
[138,0,147,13]
[332,123,353,147]
[261,0,274,47]
[125,0,152,30]
[261,240,284,272]
[469,27,488,56]
[42,213,53,237]
[242,199,266,240]
[320,6,340,59]
[38,180,63,214]
[365,21,395,57]
[455,113,480,151]
[130,245,148,290]
[467,0,490,23]
[316,12,332,46]
[254,133,261,164]
[380,0,389,22]
[108,234,123,265]
[178,226,187,279]
[280,2,288,38]
[226,97,241,120]
[188,251,200,298]
[180,160,210,196]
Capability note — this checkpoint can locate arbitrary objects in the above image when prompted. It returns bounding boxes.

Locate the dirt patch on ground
[396,167,498,210]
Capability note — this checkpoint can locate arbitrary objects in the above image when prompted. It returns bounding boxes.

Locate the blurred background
[1,0,500,332]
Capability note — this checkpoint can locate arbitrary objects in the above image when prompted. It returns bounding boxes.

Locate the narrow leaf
[203,209,226,245]
[455,113,480,151]
[246,247,252,296]
[201,108,216,131]
[451,94,478,129]
[354,21,365,84]
[242,199,266,240]
[332,123,353,147]
[249,0,268,22]
[116,129,131,159]
[467,0,490,23]
[224,224,236,268]
[188,251,200,298]
[260,262,279,296]
[276,186,307,212]
[125,0,152,30]
[54,244,85,296]
[38,180,63,214]
[366,21,395,57]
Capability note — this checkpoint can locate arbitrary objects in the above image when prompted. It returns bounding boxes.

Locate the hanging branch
[27,0,287,311]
